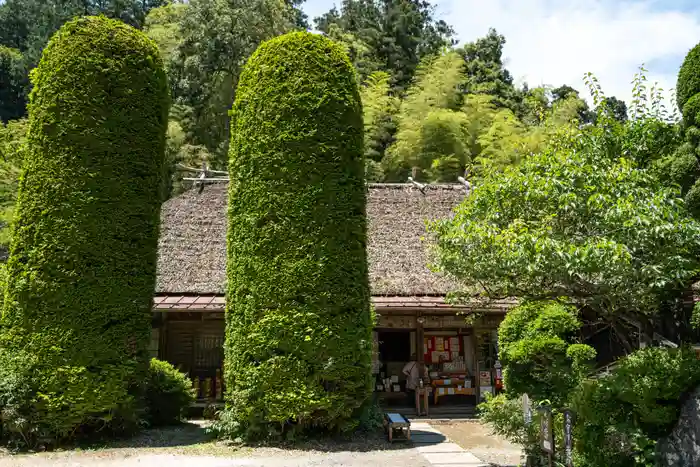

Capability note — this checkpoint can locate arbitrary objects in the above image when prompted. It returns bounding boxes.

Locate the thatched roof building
[155,183,467,299]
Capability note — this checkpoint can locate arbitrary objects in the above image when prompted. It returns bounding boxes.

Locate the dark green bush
[651,144,700,195]
[498,301,595,405]
[145,359,195,426]
[677,43,700,112]
[686,178,700,219]
[0,46,28,122]
[0,16,168,446]
[571,347,700,467]
[221,31,372,440]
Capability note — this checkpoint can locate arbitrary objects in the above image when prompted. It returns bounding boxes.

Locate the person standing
[402,354,428,406]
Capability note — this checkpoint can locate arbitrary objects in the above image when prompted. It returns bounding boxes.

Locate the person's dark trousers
[406,388,415,407]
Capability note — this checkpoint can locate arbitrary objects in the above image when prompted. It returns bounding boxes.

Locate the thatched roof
[155,183,466,296]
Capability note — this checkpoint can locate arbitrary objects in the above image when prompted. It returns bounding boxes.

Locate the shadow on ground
[72,420,438,453]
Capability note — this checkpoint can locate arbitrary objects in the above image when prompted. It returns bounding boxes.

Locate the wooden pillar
[416,311,427,416]
[473,328,480,402]
[160,311,169,361]
[416,311,425,376]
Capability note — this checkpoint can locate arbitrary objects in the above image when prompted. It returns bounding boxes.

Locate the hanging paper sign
[563,409,575,467]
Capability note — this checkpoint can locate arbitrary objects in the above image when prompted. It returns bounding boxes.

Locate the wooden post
[416,312,425,376]
[474,329,481,402]
[416,312,425,416]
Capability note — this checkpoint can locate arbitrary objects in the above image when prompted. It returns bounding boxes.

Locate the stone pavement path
[411,422,489,467]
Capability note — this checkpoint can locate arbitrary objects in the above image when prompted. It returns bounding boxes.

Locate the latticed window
[194,334,224,370]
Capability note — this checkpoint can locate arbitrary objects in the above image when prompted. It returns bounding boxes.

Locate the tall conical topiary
[677,43,700,218]
[222,31,373,440]
[0,16,169,445]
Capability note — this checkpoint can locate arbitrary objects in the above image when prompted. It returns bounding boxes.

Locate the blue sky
[303,0,700,108]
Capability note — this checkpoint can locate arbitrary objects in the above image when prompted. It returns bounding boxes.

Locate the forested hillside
[0,0,627,257]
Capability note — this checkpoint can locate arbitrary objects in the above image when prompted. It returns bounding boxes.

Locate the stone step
[423,452,486,464]
[417,442,466,454]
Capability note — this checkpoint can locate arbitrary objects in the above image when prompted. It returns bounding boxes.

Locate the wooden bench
[384,413,411,442]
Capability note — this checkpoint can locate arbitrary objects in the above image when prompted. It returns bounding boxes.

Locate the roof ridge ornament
[407,177,427,193]
[178,162,230,192]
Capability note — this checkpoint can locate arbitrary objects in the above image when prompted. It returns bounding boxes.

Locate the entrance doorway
[374,330,414,408]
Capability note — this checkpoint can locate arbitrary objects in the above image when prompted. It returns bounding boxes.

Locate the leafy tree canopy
[166,0,300,168]
[429,108,700,327]
[314,0,455,91]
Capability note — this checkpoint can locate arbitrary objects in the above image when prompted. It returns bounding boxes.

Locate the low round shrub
[145,359,195,426]
[571,346,700,467]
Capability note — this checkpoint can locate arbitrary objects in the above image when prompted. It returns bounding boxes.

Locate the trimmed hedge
[687,178,700,219]
[222,31,372,440]
[677,43,700,221]
[145,359,195,426]
[678,43,700,112]
[0,16,169,446]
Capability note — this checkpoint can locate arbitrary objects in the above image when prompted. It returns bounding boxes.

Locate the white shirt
[402,361,428,390]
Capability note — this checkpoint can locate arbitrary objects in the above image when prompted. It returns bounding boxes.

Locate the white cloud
[441,0,700,109]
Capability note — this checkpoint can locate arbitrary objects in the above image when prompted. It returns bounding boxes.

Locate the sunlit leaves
[430,119,700,316]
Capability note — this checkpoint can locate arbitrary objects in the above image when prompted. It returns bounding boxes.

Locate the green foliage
[674,44,700,221]
[0,16,169,446]
[384,51,467,181]
[458,28,523,115]
[222,31,372,441]
[0,46,27,122]
[429,109,700,318]
[650,143,699,195]
[144,1,188,67]
[168,0,298,169]
[0,263,5,310]
[478,393,549,464]
[692,301,700,329]
[314,0,455,91]
[383,49,587,183]
[571,347,700,467]
[677,43,700,112]
[0,348,142,449]
[145,358,195,427]
[360,71,398,172]
[0,118,26,256]
[686,178,700,219]
[498,301,595,405]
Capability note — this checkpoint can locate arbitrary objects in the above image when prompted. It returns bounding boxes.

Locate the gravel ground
[432,420,523,467]
[0,422,430,467]
[0,450,430,467]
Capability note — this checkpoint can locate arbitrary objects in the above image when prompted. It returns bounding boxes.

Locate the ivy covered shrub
[571,347,700,467]
[498,301,596,406]
[220,31,372,440]
[0,16,168,447]
[145,359,195,426]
